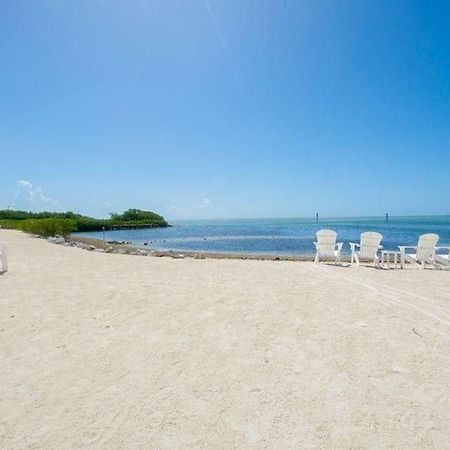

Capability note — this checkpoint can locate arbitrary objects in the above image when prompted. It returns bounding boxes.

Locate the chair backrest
[315,229,337,257]
[416,234,439,261]
[359,232,383,259]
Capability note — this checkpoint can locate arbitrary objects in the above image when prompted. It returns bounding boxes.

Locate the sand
[1,230,450,449]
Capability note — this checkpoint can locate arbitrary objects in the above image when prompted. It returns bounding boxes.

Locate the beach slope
[1,230,450,449]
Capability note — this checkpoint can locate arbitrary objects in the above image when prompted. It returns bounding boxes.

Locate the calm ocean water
[73,216,450,256]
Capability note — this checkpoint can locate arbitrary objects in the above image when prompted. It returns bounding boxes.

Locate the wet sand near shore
[71,235,330,261]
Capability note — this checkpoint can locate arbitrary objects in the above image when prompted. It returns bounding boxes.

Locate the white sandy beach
[1,229,450,449]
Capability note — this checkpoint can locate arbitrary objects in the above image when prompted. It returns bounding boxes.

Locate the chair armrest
[336,242,343,251]
[378,245,383,249]
[349,242,359,251]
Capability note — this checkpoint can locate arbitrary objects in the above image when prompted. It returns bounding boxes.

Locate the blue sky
[1,0,449,219]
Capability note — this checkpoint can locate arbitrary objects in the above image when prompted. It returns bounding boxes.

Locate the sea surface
[73,216,450,256]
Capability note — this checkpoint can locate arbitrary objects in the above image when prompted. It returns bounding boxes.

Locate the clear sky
[1,0,449,219]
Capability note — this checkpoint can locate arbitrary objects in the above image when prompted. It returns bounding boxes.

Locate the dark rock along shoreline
[43,235,352,262]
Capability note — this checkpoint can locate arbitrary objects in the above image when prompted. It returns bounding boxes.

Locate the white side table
[381,250,400,269]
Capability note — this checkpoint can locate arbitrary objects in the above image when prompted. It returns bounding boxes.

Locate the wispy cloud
[196,197,212,209]
[14,180,59,209]
[167,197,213,218]
[203,0,242,89]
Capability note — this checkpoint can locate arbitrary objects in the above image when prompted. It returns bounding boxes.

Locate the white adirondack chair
[399,234,439,269]
[435,246,450,268]
[0,242,8,273]
[314,229,343,264]
[349,232,383,267]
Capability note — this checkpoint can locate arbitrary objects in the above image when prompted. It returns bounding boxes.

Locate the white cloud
[196,197,212,209]
[14,180,59,209]
[167,197,213,219]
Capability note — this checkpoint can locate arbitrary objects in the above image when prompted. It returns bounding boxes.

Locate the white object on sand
[399,233,439,269]
[314,229,342,265]
[381,250,401,269]
[0,242,8,273]
[350,232,383,268]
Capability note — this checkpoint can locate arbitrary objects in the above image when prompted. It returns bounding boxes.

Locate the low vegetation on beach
[0,208,168,237]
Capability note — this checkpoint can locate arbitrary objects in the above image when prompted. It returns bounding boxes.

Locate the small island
[0,208,169,237]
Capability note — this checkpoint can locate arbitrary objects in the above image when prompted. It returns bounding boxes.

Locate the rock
[117,249,127,254]
[104,247,114,253]
[88,245,96,251]
[47,237,56,243]
[94,248,105,253]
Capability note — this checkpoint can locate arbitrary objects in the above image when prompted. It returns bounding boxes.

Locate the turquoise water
[73,216,450,256]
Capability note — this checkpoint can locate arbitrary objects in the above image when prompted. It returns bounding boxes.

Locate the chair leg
[404,255,421,269]
[314,253,319,264]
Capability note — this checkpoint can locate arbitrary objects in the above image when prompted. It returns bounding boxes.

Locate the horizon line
[168,213,450,222]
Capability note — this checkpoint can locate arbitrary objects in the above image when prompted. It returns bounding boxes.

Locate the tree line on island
[0,208,169,237]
